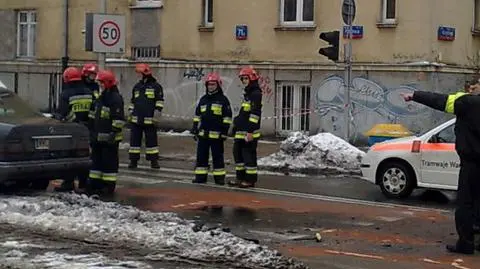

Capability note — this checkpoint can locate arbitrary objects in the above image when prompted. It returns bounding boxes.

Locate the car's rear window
[0,91,43,119]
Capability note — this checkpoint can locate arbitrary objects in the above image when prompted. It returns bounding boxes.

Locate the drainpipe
[61,0,69,72]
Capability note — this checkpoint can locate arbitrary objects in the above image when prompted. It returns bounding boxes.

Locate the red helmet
[238,67,259,81]
[135,63,152,75]
[96,70,117,89]
[63,67,82,83]
[82,63,99,76]
[205,72,222,87]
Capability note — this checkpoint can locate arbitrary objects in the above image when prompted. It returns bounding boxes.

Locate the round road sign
[98,20,121,47]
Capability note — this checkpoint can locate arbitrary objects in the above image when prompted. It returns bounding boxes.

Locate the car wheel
[378,162,415,199]
[30,179,51,191]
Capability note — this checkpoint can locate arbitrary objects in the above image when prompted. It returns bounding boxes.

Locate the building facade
[0,0,479,143]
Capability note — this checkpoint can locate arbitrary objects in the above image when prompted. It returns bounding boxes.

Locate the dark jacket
[413,91,480,161]
[128,75,164,125]
[232,81,263,139]
[88,86,125,144]
[58,80,94,124]
[192,88,232,139]
[83,78,100,100]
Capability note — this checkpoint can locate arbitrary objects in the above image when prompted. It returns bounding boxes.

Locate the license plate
[34,138,50,150]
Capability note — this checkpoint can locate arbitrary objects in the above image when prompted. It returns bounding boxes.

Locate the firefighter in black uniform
[128,63,164,169]
[88,70,125,195]
[55,67,94,192]
[191,72,232,185]
[81,63,100,100]
[402,76,480,254]
[228,67,262,188]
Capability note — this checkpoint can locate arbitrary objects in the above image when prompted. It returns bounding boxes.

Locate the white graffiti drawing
[315,75,432,138]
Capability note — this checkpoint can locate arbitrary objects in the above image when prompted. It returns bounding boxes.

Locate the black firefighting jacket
[58,80,94,124]
[128,76,164,125]
[83,78,100,100]
[192,88,232,139]
[232,81,263,140]
[88,86,125,144]
[413,91,480,161]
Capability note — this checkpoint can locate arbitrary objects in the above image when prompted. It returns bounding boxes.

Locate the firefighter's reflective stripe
[445,92,468,114]
[128,104,134,111]
[100,107,110,118]
[97,132,123,141]
[223,117,232,124]
[88,111,95,119]
[200,105,207,113]
[211,104,223,115]
[194,167,209,175]
[145,88,155,98]
[208,131,220,139]
[234,131,261,139]
[89,170,102,179]
[245,166,257,175]
[102,173,117,182]
[130,116,138,123]
[249,114,260,124]
[241,101,251,112]
[93,90,100,99]
[213,169,226,176]
[193,116,201,122]
[112,120,125,129]
[129,146,141,154]
[146,147,159,154]
[155,100,164,108]
[134,91,140,98]
[144,117,153,124]
[235,163,245,171]
[69,95,93,112]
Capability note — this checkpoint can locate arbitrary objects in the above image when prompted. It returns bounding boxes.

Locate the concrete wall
[0,63,470,144]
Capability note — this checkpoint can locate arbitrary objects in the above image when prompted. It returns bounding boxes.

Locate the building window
[381,0,396,23]
[134,0,163,8]
[475,0,480,30]
[17,10,36,58]
[276,83,311,135]
[202,0,213,27]
[280,0,314,26]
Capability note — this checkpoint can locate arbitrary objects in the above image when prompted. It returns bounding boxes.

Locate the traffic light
[318,30,340,62]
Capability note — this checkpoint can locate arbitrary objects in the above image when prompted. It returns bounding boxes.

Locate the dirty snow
[0,249,152,269]
[0,194,307,269]
[158,130,193,136]
[258,132,365,175]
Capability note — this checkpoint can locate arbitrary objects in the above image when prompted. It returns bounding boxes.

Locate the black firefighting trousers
[129,124,159,161]
[194,138,226,183]
[88,142,119,194]
[233,139,258,183]
[455,160,480,246]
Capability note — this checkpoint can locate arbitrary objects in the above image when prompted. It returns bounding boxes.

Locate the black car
[0,87,90,191]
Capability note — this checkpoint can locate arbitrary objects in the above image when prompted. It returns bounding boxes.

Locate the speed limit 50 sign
[85,13,126,53]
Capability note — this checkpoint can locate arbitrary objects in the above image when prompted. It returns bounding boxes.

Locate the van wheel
[378,162,415,199]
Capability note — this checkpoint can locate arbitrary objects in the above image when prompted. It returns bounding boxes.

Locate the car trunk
[2,118,90,162]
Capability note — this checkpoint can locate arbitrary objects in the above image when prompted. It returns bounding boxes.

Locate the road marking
[118,167,452,214]
[324,249,385,260]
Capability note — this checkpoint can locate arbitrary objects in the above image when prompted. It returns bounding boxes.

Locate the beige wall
[1,0,480,66]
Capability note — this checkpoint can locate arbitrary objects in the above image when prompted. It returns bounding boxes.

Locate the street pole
[98,0,106,69]
[344,4,353,142]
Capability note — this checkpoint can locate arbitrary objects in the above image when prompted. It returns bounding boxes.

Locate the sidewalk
[119,133,281,166]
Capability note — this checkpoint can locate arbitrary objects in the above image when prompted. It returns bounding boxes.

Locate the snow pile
[158,130,192,136]
[258,132,365,175]
[0,194,308,269]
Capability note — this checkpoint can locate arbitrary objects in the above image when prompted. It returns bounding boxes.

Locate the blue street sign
[438,26,455,41]
[236,25,248,40]
[343,25,363,39]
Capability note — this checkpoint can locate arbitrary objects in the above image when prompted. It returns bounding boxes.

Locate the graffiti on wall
[258,75,274,103]
[315,75,435,138]
[183,68,205,81]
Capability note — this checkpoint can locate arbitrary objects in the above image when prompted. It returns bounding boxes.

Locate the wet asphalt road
[104,160,480,269]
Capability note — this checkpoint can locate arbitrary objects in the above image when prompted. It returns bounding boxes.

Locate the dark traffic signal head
[318,30,340,62]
